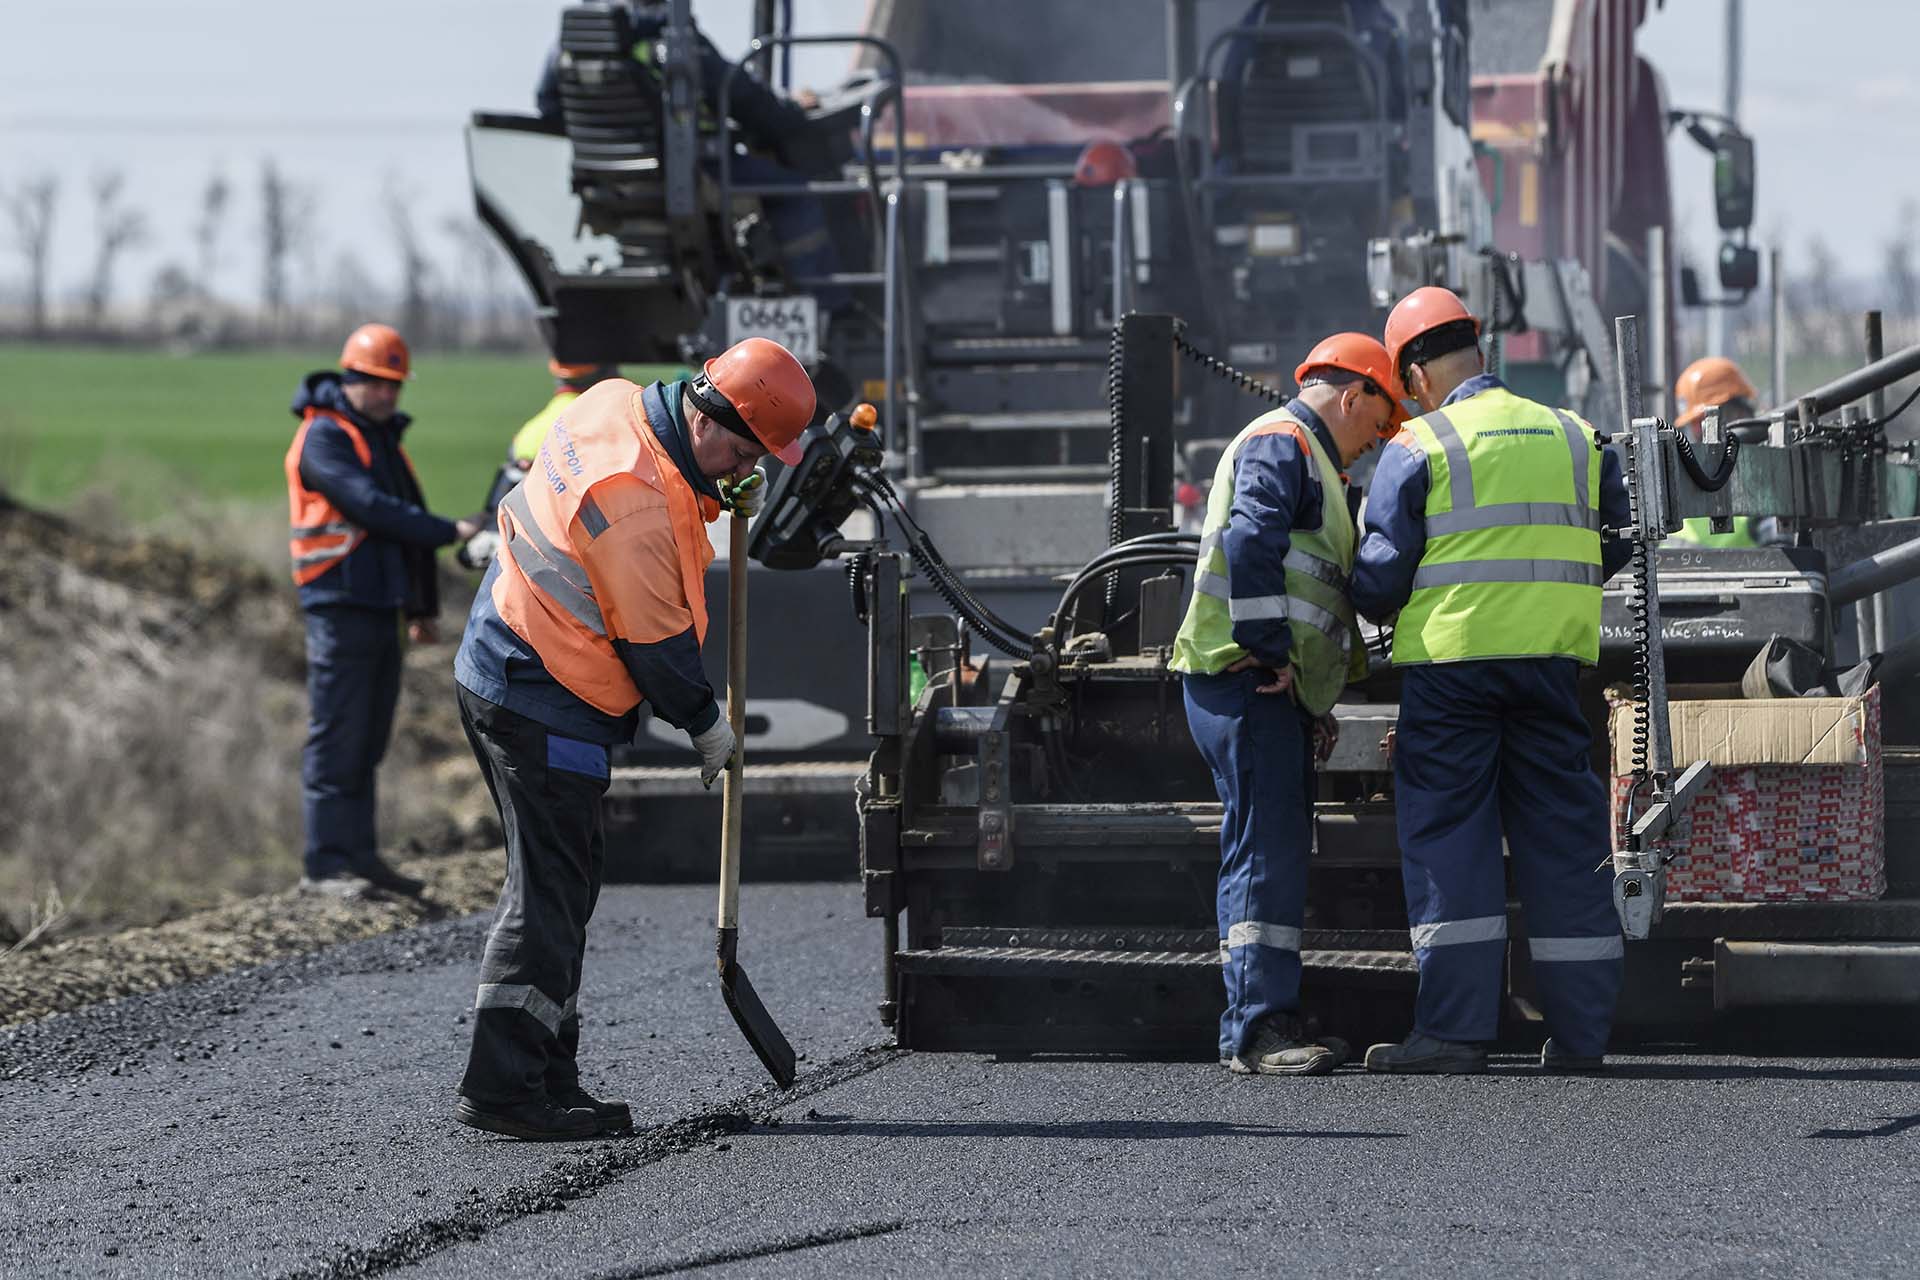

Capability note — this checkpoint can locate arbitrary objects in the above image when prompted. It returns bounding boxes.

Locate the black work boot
[1229,1014,1340,1076]
[1539,1037,1607,1074]
[355,854,425,898]
[1364,1031,1488,1075]
[551,1085,634,1133]
[455,1095,601,1141]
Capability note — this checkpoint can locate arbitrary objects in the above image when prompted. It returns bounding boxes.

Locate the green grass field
[0,345,681,522]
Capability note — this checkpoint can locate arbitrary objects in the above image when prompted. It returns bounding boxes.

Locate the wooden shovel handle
[718,514,749,930]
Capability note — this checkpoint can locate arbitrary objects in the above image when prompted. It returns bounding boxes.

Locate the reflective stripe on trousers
[1409,915,1508,950]
[1530,935,1625,962]
[1226,920,1303,952]
[475,982,565,1035]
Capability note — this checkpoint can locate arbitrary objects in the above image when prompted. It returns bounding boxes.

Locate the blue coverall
[290,372,458,880]
[1350,373,1632,1056]
[1184,400,1345,1062]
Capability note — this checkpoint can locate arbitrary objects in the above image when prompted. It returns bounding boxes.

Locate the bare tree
[193,172,231,305]
[384,184,435,346]
[259,162,320,340]
[328,249,380,322]
[146,260,196,340]
[1882,199,1920,346]
[84,172,149,332]
[1791,234,1849,359]
[5,176,60,337]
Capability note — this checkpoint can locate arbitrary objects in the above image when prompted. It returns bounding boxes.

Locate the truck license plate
[726,295,819,364]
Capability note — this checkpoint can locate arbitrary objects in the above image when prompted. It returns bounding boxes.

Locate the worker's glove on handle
[720,468,767,519]
[691,716,739,789]
[458,529,502,572]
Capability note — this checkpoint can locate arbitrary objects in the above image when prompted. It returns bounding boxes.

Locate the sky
[3,0,1916,318]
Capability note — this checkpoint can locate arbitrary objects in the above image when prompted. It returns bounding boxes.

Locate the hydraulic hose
[1673,430,1738,492]
[1052,550,1200,639]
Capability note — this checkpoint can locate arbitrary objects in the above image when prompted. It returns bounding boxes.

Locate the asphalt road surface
[3,883,1917,1279]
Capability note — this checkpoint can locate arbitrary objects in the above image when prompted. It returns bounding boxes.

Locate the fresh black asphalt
[3,882,1917,1278]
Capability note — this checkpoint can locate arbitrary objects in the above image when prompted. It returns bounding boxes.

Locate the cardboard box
[1608,686,1885,902]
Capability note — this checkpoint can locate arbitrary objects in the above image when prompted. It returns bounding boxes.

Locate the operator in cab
[1170,333,1405,1076]
[1351,287,1633,1076]
[450,338,816,1141]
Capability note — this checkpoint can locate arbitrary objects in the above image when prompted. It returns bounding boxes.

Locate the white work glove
[458,528,502,571]
[720,468,767,518]
[690,715,738,788]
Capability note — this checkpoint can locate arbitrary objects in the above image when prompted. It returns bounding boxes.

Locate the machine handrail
[717,34,909,240]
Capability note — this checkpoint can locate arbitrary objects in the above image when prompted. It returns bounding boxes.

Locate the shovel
[715,511,797,1088]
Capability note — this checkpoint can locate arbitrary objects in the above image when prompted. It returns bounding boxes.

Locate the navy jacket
[291,372,458,616]
[1224,398,1345,671]
[454,380,722,745]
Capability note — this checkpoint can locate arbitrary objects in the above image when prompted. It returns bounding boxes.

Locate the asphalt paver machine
[746,311,1920,1055]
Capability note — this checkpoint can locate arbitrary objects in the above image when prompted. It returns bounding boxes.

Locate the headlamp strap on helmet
[685,374,759,445]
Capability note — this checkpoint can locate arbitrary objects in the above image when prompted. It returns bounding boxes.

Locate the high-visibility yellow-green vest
[1391,386,1605,666]
[1668,515,1757,548]
[1170,408,1367,714]
[510,390,581,464]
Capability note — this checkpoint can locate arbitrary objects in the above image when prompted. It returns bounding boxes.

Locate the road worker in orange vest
[451,337,816,1141]
[285,322,485,900]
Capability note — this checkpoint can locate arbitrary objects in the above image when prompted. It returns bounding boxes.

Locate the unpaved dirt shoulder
[0,849,505,1031]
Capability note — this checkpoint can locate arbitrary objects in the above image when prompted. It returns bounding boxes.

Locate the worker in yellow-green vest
[1352,287,1635,1076]
[510,361,621,467]
[1171,332,1405,1077]
[1668,356,1763,548]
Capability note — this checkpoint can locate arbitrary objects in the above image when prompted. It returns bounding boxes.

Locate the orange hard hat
[1383,286,1479,394]
[1074,140,1138,188]
[339,322,411,381]
[696,337,816,466]
[1294,331,1410,430]
[1674,356,1758,428]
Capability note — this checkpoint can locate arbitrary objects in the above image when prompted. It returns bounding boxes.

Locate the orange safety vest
[491,380,722,716]
[285,408,422,587]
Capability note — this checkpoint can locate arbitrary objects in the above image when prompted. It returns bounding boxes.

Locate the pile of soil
[0,492,498,947]
[0,850,505,1026]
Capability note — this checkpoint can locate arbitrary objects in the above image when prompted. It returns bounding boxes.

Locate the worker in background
[1352,287,1632,1075]
[1669,356,1765,548]
[1171,333,1405,1076]
[285,324,484,899]
[511,361,621,468]
[451,337,815,1140]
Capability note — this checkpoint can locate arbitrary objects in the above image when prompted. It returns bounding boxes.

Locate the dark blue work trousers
[1394,658,1623,1057]
[1184,668,1314,1061]
[301,604,403,879]
[457,685,611,1106]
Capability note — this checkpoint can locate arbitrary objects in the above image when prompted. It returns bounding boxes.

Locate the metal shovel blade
[718,927,796,1088]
